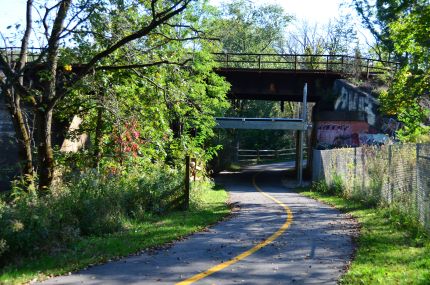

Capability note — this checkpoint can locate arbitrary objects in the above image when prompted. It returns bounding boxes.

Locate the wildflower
[64,64,73,72]
[11,220,24,232]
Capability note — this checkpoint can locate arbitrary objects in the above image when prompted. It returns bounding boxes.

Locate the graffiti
[334,80,379,126]
[359,133,390,146]
[318,124,350,131]
[381,117,401,137]
[316,121,369,148]
[333,133,360,147]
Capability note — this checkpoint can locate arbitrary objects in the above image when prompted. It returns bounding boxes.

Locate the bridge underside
[215,68,344,102]
[215,117,308,130]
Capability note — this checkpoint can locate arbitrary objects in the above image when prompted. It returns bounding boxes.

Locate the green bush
[311,176,344,196]
[0,163,184,265]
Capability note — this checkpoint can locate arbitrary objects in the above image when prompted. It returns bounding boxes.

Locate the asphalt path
[40,162,358,285]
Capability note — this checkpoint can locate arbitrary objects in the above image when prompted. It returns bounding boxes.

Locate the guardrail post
[326,55,329,71]
[234,140,239,162]
[226,53,229,68]
[258,54,261,69]
[341,55,344,72]
[257,149,260,163]
[366,59,370,79]
[294,55,297,70]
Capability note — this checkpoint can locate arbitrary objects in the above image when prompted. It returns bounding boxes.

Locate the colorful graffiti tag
[316,121,390,149]
[316,121,369,148]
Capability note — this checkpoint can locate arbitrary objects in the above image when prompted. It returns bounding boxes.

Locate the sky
[0,0,374,49]
[212,0,349,23]
[210,0,374,46]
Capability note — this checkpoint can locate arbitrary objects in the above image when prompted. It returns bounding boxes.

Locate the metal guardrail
[1,48,400,75]
[214,52,400,76]
[0,47,44,63]
[238,147,307,163]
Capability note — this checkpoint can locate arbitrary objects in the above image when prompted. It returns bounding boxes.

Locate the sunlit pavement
[40,162,358,285]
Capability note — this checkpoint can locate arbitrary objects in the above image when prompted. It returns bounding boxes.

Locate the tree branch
[80,0,191,76]
[16,0,33,73]
[96,58,192,71]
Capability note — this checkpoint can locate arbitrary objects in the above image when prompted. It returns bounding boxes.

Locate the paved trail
[41,162,357,285]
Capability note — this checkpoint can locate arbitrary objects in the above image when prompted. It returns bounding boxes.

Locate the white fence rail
[237,147,307,163]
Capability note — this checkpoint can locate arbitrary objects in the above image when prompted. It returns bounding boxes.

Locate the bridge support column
[297,83,308,186]
[296,130,304,183]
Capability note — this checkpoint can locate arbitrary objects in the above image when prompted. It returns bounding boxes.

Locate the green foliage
[298,189,430,285]
[311,177,343,196]
[0,163,184,264]
[354,1,430,142]
[0,180,229,284]
[211,0,291,53]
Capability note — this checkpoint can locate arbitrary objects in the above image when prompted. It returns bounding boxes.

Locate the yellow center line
[175,173,293,285]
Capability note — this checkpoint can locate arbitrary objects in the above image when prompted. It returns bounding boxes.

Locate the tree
[378,2,430,141]
[0,0,227,191]
[210,0,291,53]
[280,16,358,55]
[352,0,428,61]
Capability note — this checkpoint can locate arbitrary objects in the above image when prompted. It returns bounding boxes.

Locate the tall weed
[0,163,184,265]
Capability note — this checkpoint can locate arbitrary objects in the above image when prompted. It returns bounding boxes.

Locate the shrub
[0,163,184,265]
[311,175,344,196]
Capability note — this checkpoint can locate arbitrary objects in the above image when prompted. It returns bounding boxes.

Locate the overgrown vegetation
[299,186,430,284]
[0,1,233,279]
[353,0,430,141]
[0,178,229,284]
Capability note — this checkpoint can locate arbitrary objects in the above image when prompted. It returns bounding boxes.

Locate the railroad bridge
[212,53,399,183]
[213,53,397,101]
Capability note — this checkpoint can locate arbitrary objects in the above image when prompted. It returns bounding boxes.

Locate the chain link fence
[417,144,430,231]
[313,143,430,232]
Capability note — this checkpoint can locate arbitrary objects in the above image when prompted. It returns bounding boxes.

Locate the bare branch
[96,58,192,71]
[60,0,94,39]
[164,23,203,35]
[16,0,33,74]
[0,53,33,101]
[42,2,62,41]
[69,0,191,81]
[150,32,218,42]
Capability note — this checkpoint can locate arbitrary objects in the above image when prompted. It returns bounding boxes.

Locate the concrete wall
[0,91,88,190]
[0,95,19,190]
[333,79,380,127]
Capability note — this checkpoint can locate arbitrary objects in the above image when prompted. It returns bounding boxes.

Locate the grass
[0,183,230,285]
[297,189,430,285]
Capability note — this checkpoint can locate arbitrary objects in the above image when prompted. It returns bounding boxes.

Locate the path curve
[40,162,357,285]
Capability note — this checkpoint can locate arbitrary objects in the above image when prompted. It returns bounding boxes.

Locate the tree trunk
[3,88,34,178]
[36,109,54,191]
[93,92,104,167]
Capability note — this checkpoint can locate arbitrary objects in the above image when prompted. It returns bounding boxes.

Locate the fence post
[341,56,344,72]
[294,55,297,70]
[184,155,190,210]
[388,145,392,204]
[366,59,370,79]
[226,53,229,68]
[257,149,260,163]
[258,54,261,69]
[234,140,240,163]
[326,55,329,71]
